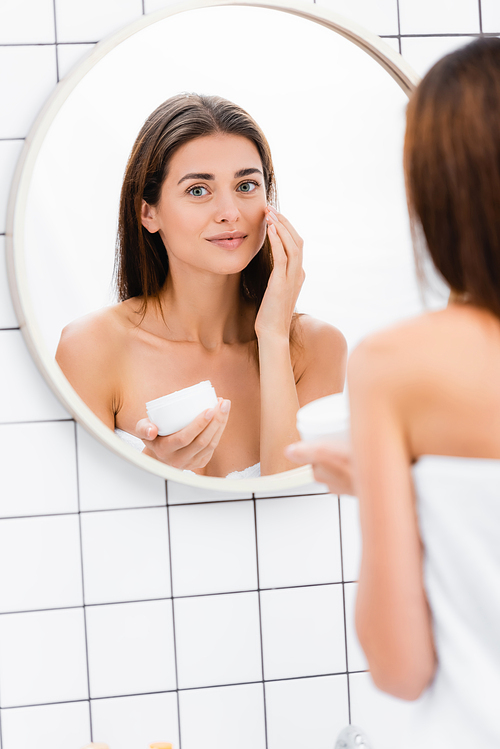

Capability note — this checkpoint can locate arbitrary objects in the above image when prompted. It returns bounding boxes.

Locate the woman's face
[141,133,268,277]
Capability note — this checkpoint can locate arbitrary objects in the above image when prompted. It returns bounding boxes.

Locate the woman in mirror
[288,37,500,747]
[56,93,346,478]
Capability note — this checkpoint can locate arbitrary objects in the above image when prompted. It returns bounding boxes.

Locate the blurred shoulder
[348,305,487,392]
[294,313,348,359]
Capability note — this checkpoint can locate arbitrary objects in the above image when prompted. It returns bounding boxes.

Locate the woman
[288,37,500,747]
[56,94,346,478]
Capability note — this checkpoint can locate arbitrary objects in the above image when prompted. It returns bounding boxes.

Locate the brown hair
[114,93,276,315]
[404,36,500,318]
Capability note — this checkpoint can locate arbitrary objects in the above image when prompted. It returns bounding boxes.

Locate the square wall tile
[253,480,328,499]
[77,424,166,511]
[91,692,179,749]
[260,585,346,680]
[340,495,362,582]
[81,507,170,604]
[1,701,91,749]
[57,43,96,79]
[344,582,368,672]
[0,331,69,421]
[0,607,88,707]
[401,35,474,77]
[0,0,55,43]
[55,0,143,43]
[317,0,399,36]
[0,141,24,234]
[256,494,342,588]
[0,514,83,612]
[167,479,251,504]
[179,683,266,749]
[145,0,188,11]
[349,671,424,749]
[399,0,480,34]
[482,0,500,32]
[0,46,57,139]
[86,600,176,698]
[0,421,78,517]
[0,237,18,328]
[265,674,349,749]
[174,592,262,689]
[169,500,257,596]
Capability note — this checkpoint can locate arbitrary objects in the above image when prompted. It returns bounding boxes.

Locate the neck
[154,266,256,349]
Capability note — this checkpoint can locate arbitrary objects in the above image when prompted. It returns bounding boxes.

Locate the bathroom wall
[0,1,496,748]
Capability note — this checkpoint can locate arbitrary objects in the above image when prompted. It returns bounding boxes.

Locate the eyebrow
[177,167,263,185]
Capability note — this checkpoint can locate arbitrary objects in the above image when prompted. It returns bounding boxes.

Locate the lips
[206,231,247,249]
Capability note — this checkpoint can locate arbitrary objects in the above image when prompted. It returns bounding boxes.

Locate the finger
[267,211,302,268]
[174,399,231,464]
[135,417,159,442]
[267,206,303,248]
[267,222,287,274]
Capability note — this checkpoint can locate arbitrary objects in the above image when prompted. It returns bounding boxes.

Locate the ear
[141,200,160,233]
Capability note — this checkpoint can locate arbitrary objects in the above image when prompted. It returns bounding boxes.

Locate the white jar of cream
[296,392,350,443]
[146,381,218,436]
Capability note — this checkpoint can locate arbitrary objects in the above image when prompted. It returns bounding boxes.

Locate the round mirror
[7,0,425,492]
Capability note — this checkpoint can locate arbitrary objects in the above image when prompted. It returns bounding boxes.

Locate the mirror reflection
[22,5,428,480]
[56,93,347,477]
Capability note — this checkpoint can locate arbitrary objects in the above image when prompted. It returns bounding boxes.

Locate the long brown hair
[114,93,277,315]
[404,36,500,318]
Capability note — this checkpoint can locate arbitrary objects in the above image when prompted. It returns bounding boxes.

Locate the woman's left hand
[285,440,356,496]
[254,206,305,340]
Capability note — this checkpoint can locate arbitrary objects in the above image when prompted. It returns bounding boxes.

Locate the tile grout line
[52,0,59,83]
[74,422,94,742]
[396,0,402,55]
[253,499,269,749]
[1,670,371,711]
[337,495,351,725]
[0,580,351,617]
[165,481,183,749]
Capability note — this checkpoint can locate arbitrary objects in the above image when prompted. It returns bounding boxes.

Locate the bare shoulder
[294,314,347,359]
[55,303,135,425]
[349,304,500,393]
[57,303,131,361]
[293,314,348,396]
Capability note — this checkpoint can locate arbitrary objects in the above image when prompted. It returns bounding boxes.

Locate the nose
[214,192,240,224]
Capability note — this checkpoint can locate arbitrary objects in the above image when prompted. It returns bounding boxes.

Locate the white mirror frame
[5,0,420,493]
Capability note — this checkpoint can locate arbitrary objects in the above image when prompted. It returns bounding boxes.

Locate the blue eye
[238,181,258,193]
[189,185,208,197]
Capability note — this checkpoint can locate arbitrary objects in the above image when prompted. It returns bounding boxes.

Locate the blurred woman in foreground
[288,37,500,748]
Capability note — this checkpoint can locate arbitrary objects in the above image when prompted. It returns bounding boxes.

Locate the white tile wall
[56,42,95,79]
[1,702,91,749]
[260,584,346,680]
[85,599,177,698]
[256,493,342,588]
[0,608,88,707]
[179,683,267,749]
[174,592,263,689]
[91,692,180,749]
[1,1,493,747]
[169,500,258,596]
[0,421,78,517]
[482,0,500,32]
[265,674,349,749]
[398,0,480,34]
[0,237,18,328]
[0,46,57,139]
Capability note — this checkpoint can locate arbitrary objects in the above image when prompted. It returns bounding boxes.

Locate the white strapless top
[409,455,500,748]
[114,428,261,479]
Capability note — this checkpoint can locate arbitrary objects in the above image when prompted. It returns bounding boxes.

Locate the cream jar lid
[146,381,213,411]
[297,392,350,437]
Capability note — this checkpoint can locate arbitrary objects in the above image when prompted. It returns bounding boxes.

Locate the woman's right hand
[135,398,231,470]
